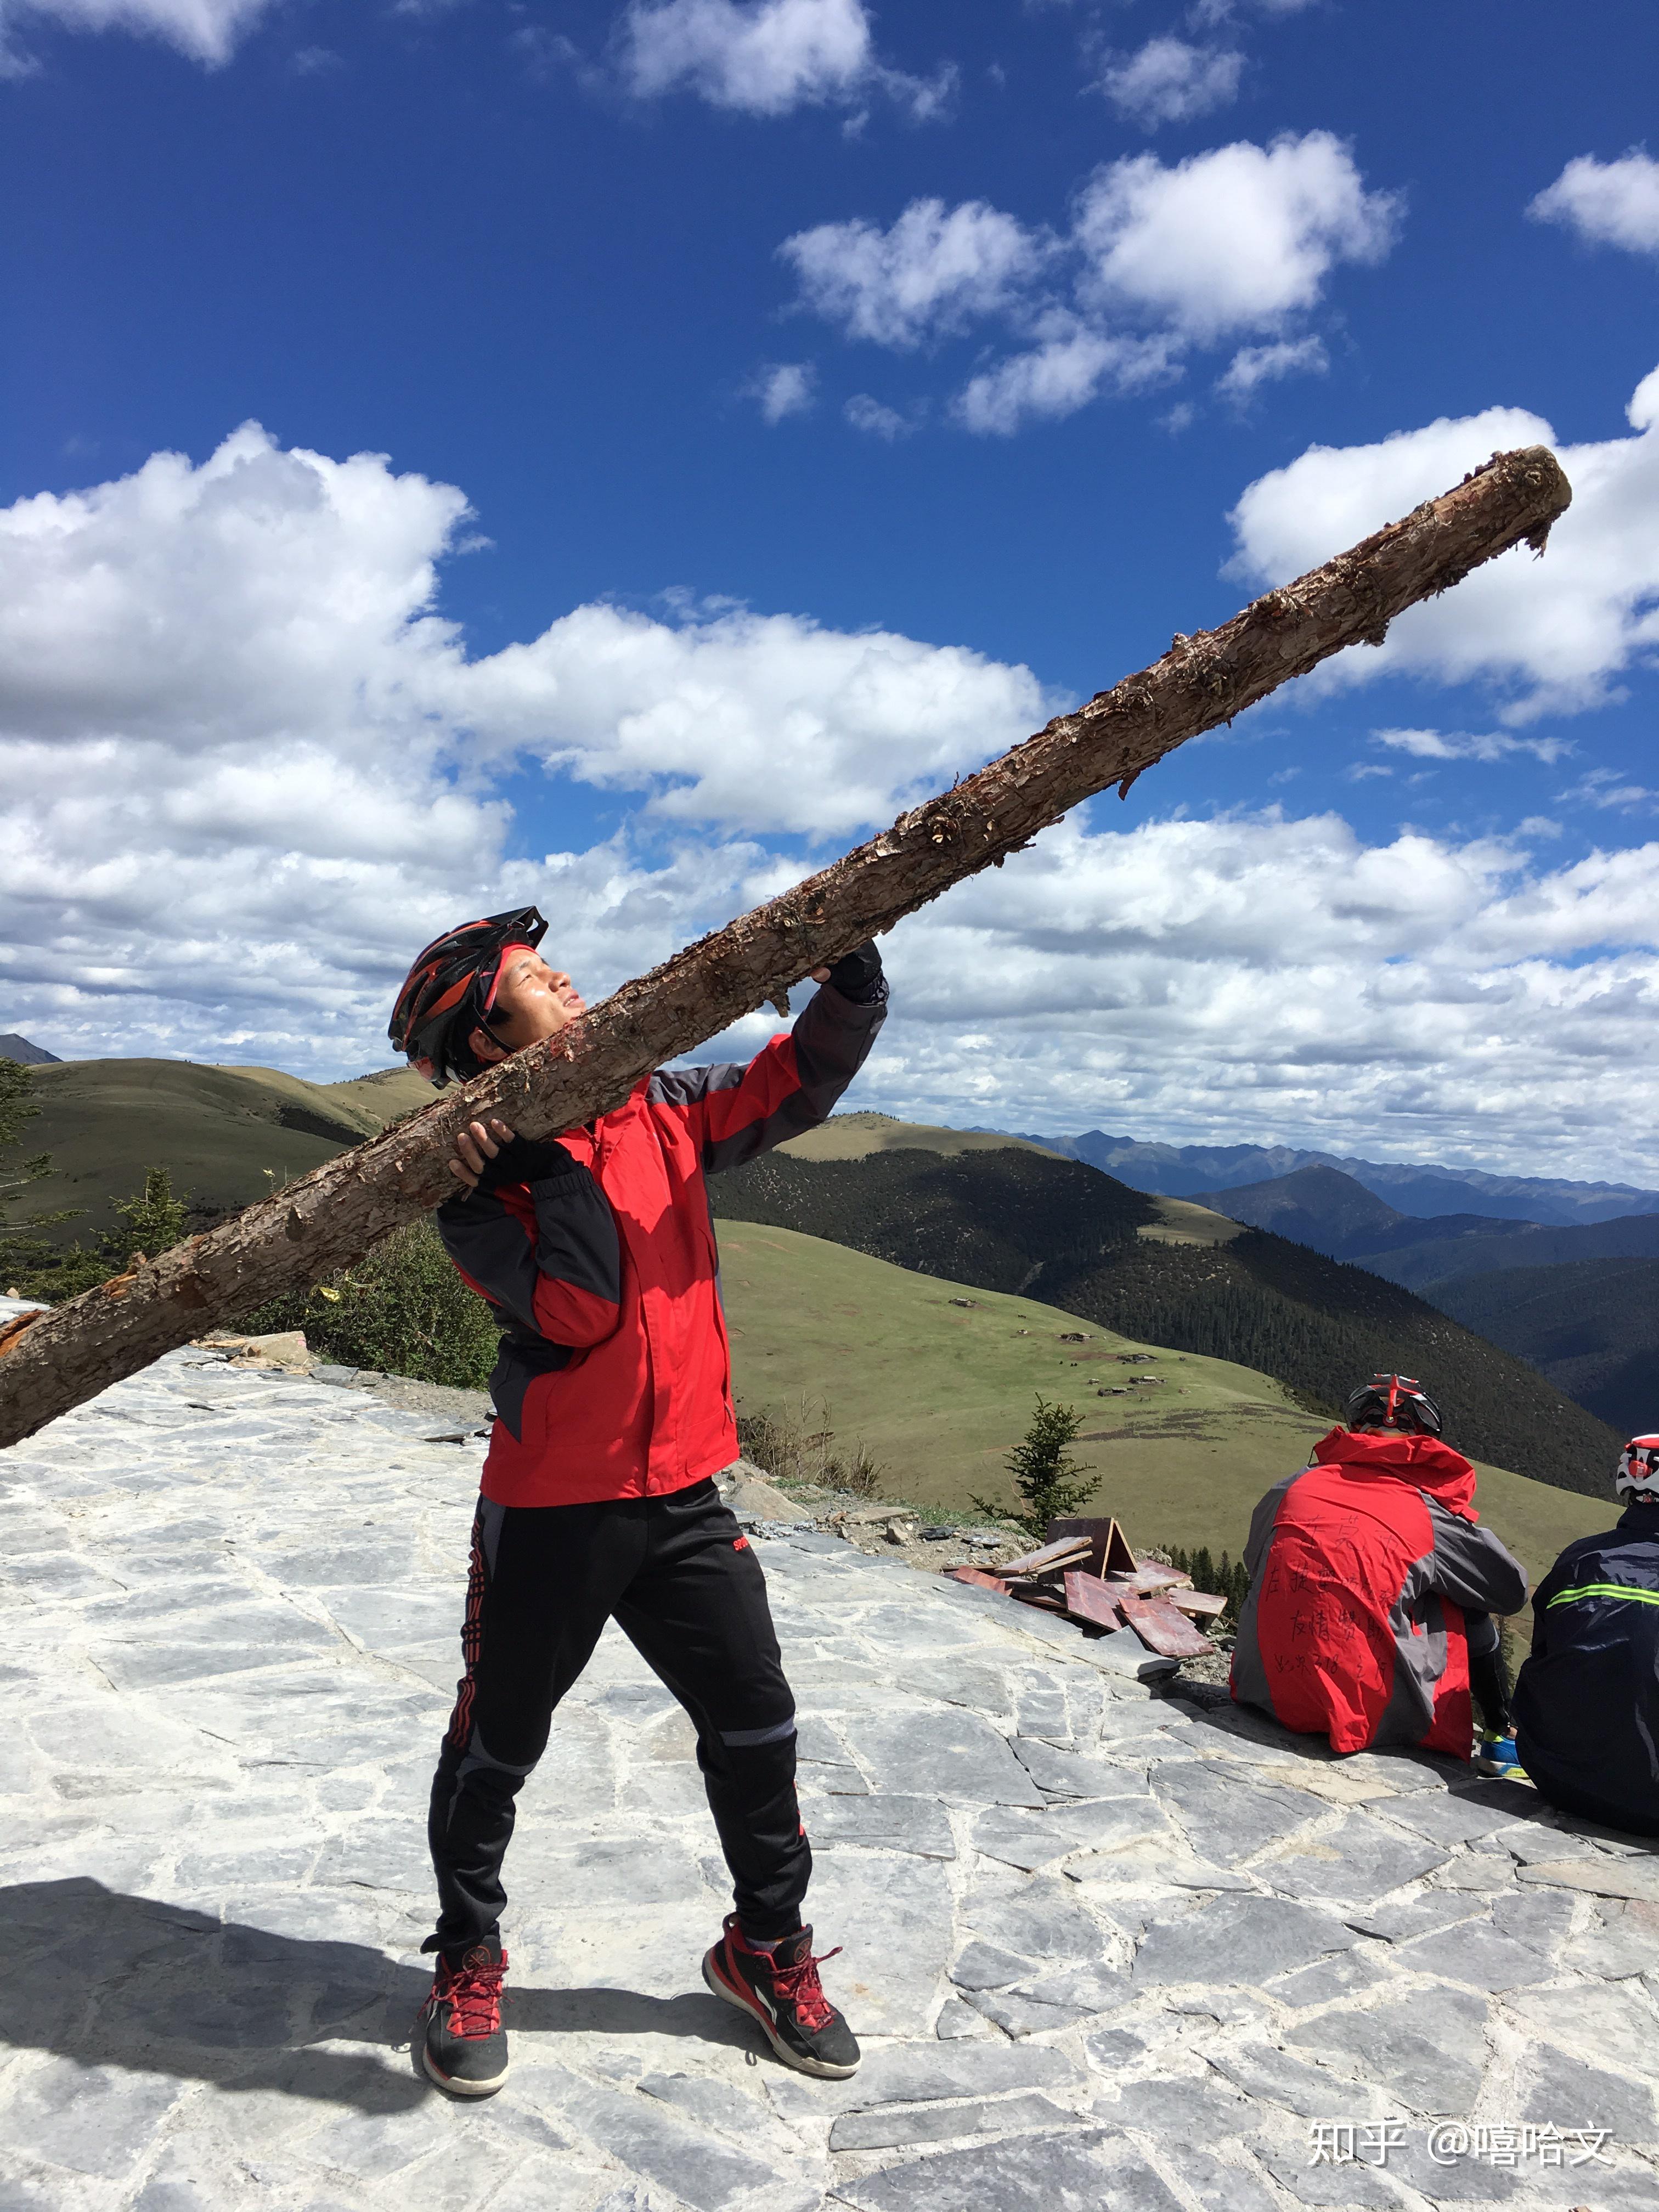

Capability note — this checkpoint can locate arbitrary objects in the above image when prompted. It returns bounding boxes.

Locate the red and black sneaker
[421,1941,510,2096]
[701,1916,861,2078]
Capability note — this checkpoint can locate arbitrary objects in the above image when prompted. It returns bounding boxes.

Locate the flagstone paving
[3,1295,1659,2211]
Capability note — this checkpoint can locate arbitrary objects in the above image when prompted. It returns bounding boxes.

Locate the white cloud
[747,361,816,422]
[1530,151,1659,256]
[953,324,1175,437]
[864,811,1659,1180]
[1190,0,1321,17]
[15,427,1659,1183]
[0,426,1045,1069]
[1561,768,1655,814]
[1227,360,1659,721]
[1094,37,1243,130]
[782,134,1398,432]
[1373,727,1573,766]
[780,198,1047,348]
[618,0,950,120]
[0,0,274,67]
[459,598,1047,832]
[844,393,912,439]
[1073,133,1400,341]
[1215,334,1327,401]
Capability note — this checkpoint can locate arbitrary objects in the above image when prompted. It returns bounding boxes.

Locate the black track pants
[426,1477,810,1953]
[1466,1609,1514,1735]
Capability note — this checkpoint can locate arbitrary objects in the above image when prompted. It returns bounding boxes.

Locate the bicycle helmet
[1344,1372,1443,1437]
[1616,1435,1659,1503]
[388,906,549,1086]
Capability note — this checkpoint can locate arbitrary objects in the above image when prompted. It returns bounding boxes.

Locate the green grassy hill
[719,1221,1616,1579]
[712,1139,1626,1500]
[780,1109,1060,1162]
[10,1058,428,1243]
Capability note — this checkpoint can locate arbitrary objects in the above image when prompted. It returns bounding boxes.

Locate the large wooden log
[0,445,1571,1447]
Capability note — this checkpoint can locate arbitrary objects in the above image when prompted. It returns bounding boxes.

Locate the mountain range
[1192,1159,1659,1438]
[715,1120,1624,1502]
[1201,1163,1659,1286]
[1020,1130,1659,1229]
[6,1039,1651,1459]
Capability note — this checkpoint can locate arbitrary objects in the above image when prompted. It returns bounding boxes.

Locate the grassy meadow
[718,1220,1614,1583]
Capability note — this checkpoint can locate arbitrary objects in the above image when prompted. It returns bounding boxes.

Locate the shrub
[105,1168,188,1263]
[976,1393,1099,1540]
[736,1396,884,1498]
[243,1217,499,1389]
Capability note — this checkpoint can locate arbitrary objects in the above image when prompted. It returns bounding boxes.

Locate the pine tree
[1156,1541,1251,1624]
[104,1168,188,1265]
[975,1394,1098,1541]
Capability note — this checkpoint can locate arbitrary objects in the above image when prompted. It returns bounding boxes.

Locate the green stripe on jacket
[1545,1582,1659,1610]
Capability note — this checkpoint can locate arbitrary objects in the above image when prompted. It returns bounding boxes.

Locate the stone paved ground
[4,1300,1659,2212]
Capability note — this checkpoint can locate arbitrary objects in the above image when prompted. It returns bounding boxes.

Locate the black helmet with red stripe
[1345,1372,1443,1437]
[388,906,548,1087]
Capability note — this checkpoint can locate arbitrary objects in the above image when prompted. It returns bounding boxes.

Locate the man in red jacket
[1230,1373,1526,1759]
[388,908,887,2096]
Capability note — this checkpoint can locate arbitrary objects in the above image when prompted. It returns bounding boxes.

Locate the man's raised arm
[649,943,889,1175]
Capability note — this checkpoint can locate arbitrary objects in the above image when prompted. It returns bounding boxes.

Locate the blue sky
[3,1,1658,1177]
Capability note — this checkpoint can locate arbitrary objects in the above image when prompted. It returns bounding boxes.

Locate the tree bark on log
[0,444,1571,1447]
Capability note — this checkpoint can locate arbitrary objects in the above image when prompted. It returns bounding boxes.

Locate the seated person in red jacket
[1230,1374,1527,1761]
[387,907,888,2097]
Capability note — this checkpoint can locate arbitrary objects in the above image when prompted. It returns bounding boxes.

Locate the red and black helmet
[1345,1372,1443,1437]
[387,906,548,1087]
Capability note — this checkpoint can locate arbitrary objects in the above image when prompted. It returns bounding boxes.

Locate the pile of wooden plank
[946,1516,1226,1661]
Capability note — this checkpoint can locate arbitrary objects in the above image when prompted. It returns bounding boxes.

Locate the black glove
[824,941,887,1005]
[473,1135,582,1193]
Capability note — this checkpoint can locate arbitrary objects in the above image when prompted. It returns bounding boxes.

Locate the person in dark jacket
[387,907,888,2095]
[1231,1373,1527,1759]
[1513,1433,1659,1836]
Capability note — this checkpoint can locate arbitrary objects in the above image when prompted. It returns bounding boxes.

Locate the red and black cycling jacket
[433,978,886,1508]
[1229,1426,1527,1758]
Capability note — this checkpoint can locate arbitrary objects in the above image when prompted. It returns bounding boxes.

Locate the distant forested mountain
[1198,1160,1659,1293]
[1430,1260,1659,1440]
[710,1143,1623,1499]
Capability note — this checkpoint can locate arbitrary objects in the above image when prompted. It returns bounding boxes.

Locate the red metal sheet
[1117,1590,1216,1658]
[1062,1571,1126,1631]
[1002,1535,1093,1579]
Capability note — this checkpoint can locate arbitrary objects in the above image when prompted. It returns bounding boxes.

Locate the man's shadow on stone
[1,1878,758,2112]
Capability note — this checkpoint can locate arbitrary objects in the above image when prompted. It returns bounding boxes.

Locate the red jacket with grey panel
[1228,1428,1527,1757]
[433,981,886,1508]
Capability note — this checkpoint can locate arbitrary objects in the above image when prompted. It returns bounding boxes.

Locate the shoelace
[771,1943,840,2034]
[441,1951,505,2039]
